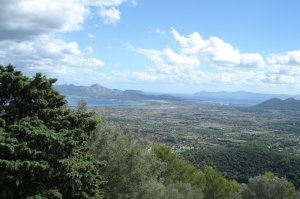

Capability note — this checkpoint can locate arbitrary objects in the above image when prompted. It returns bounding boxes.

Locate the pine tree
[0,65,104,199]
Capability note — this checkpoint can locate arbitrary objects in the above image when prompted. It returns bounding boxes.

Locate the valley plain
[58,84,300,187]
[93,100,300,155]
[93,100,300,187]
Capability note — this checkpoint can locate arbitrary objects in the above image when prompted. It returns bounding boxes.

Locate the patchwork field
[93,101,300,155]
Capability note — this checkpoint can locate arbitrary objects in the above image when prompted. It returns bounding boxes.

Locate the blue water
[66,96,143,107]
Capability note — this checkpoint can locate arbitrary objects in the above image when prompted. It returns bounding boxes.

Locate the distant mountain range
[253,98,300,111]
[237,98,300,112]
[54,84,300,106]
[54,84,181,101]
[189,91,300,105]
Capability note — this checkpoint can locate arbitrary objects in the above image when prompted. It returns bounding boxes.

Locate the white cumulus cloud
[239,53,265,68]
[0,0,136,84]
[171,28,265,68]
[129,45,206,83]
[0,36,104,74]
[0,0,88,40]
[89,0,137,24]
[125,28,300,89]
[267,50,300,66]
[127,29,267,85]
[98,7,121,24]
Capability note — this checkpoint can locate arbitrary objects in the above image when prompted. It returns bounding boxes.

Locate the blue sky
[0,0,300,94]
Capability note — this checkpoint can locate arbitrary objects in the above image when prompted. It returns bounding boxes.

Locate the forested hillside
[182,145,300,187]
[0,65,299,199]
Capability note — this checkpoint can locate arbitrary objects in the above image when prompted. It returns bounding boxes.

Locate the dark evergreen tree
[0,65,104,199]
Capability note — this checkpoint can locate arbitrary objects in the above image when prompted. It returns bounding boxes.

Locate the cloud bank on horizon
[0,0,299,94]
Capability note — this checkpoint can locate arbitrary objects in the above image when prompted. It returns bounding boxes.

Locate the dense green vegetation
[239,172,296,199]
[90,120,207,199]
[182,145,300,188]
[0,65,104,198]
[153,145,241,199]
[90,121,169,199]
[1,65,299,198]
[90,122,240,199]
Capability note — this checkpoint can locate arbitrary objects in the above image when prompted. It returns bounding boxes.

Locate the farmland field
[93,100,300,155]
